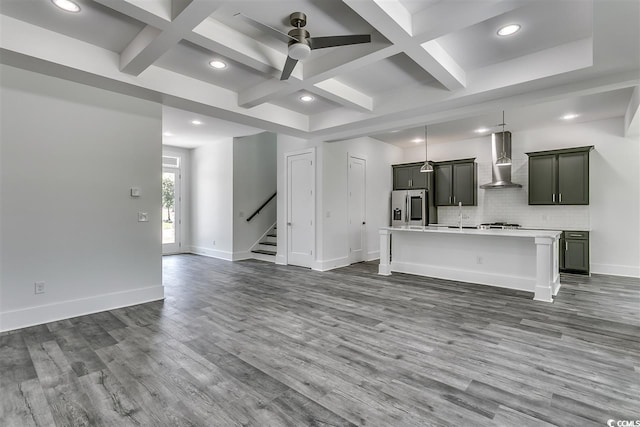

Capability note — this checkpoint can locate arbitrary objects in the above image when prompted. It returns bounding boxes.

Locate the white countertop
[382,225,561,239]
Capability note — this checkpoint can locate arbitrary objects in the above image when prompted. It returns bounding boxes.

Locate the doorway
[162,155,181,254]
[285,149,315,268]
[348,155,366,264]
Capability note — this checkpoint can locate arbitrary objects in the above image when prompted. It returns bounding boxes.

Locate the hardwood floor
[1,254,639,426]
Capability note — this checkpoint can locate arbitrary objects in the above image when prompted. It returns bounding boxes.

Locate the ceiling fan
[235,12,371,81]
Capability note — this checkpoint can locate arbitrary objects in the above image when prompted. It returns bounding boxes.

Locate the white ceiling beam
[99,0,381,111]
[313,79,373,112]
[342,0,466,91]
[119,0,223,75]
[420,40,466,89]
[238,42,395,110]
[311,69,640,142]
[624,86,640,137]
[96,0,287,77]
[0,14,310,136]
[188,18,291,78]
[93,0,171,29]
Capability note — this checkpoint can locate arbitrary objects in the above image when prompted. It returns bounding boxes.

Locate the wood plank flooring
[1,254,639,426]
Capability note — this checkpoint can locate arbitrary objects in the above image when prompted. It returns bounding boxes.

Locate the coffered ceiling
[1,0,638,145]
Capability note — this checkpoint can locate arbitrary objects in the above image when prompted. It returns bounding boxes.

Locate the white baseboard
[314,257,350,272]
[0,285,164,333]
[590,263,640,278]
[275,254,286,265]
[232,251,252,261]
[189,245,233,261]
[366,251,380,262]
[390,261,536,293]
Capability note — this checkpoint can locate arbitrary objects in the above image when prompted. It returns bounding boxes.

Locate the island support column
[379,229,391,275]
[534,236,561,302]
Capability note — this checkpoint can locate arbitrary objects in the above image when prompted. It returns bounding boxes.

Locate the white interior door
[286,151,315,268]
[348,156,366,264]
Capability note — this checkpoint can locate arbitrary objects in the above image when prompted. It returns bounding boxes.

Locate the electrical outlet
[476,256,483,265]
[34,281,45,294]
[138,212,149,222]
[212,240,216,246]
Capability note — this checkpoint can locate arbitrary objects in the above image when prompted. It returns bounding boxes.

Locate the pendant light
[495,110,512,166]
[419,125,433,173]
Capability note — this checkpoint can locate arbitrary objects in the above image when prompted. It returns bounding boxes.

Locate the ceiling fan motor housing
[287,27,311,60]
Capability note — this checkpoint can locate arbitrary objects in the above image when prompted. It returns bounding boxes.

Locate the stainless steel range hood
[480,131,522,189]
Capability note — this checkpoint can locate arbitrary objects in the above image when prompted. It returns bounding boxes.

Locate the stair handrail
[246,192,276,222]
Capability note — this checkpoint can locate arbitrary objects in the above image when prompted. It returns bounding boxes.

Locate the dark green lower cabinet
[560,231,589,274]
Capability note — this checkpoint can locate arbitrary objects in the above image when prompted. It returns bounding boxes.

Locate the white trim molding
[0,285,164,333]
[591,263,640,278]
[189,246,234,261]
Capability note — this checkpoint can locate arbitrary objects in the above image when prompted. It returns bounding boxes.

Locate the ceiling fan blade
[309,34,371,50]
[280,56,298,80]
[234,13,298,44]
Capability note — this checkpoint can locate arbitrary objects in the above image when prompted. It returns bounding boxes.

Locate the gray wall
[0,65,163,331]
[232,132,277,256]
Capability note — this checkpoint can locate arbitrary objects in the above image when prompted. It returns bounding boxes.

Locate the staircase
[250,224,277,262]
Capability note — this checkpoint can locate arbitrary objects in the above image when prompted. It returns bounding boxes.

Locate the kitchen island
[379,226,562,302]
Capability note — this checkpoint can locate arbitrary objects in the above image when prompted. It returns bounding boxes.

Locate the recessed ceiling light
[209,60,227,69]
[163,132,173,137]
[191,120,202,125]
[300,95,314,102]
[412,138,424,144]
[475,127,490,133]
[52,0,81,12]
[497,24,521,37]
[561,113,579,120]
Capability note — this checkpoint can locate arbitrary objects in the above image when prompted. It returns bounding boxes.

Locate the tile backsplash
[435,157,590,230]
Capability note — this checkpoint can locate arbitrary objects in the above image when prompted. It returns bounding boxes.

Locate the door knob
[362,221,366,225]
[287,222,292,226]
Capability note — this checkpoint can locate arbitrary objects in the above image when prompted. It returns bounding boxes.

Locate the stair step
[252,249,276,256]
[260,241,277,246]
[267,233,277,237]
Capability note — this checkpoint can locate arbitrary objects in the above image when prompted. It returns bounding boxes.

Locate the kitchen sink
[448,226,477,229]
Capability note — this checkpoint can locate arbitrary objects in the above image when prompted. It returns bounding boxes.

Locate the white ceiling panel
[335,53,441,96]
[270,90,346,115]
[436,1,593,70]
[154,41,269,92]
[162,106,263,148]
[0,0,146,53]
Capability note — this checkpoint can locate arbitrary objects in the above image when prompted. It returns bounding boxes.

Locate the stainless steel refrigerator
[391,189,437,227]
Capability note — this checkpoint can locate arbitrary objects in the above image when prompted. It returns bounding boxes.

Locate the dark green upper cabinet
[393,162,432,190]
[527,146,593,205]
[434,164,453,205]
[393,166,412,190]
[558,151,589,204]
[434,159,477,206]
[453,162,476,205]
[528,154,557,204]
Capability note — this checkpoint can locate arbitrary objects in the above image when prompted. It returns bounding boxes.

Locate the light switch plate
[130,187,141,197]
[138,212,149,222]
